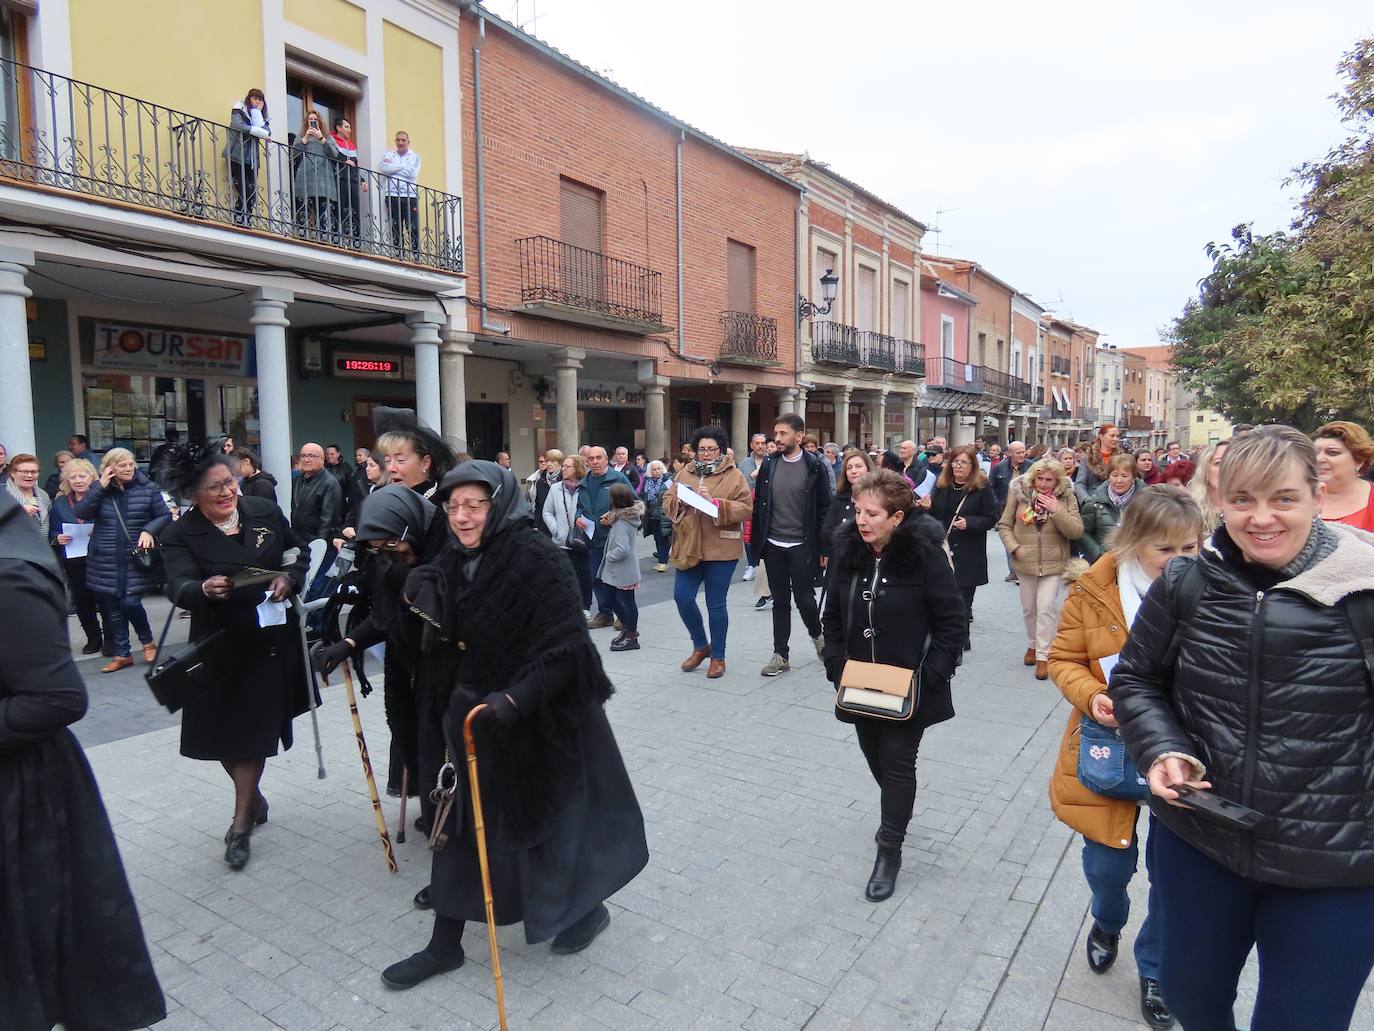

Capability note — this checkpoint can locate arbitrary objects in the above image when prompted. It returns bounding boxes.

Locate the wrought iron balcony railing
[718,311,778,364]
[857,330,896,372]
[516,235,663,325]
[811,320,861,366]
[926,356,983,394]
[897,340,925,377]
[0,58,463,272]
[981,367,1033,402]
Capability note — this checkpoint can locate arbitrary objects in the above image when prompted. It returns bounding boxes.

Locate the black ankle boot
[380,946,465,990]
[224,830,252,870]
[865,843,902,902]
[551,902,611,954]
[610,631,640,652]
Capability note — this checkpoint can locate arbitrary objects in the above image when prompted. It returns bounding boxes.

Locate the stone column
[998,413,1011,447]
[874,391,889,449]
[778,387,799,416]
[250,288,294,513]
[550,348,585,455]
[407,313,443,432]
[729,383,756,457]
[833,386,852,446]
[640,375,669,462]
[951,412,976,447]
[0,246,36,455]
[439,329,474,451]
[795,387,808,426]
[904,394,918,444]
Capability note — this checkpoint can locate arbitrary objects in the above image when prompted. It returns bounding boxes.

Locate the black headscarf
[436,460,532,553]
[0,489,60,577]
[354,484,435,548]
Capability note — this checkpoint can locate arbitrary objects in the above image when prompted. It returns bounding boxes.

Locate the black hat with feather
[153,441,235,496]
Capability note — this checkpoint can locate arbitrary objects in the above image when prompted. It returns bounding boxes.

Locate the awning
[1051,385,1063,408]
[1064,391,1073,413]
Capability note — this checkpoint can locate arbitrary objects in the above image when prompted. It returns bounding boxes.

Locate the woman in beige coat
[663,425,753,679]
[997,457,1083,679]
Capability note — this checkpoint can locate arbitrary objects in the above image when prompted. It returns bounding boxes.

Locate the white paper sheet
[576,515,595,540]
[1097,652,1120,684]
[256,592,288,628]
[675,482,720,519]
[914,470,937,499]
[62,522,93,559]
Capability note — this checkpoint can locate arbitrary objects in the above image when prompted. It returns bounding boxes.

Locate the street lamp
[798,268,839,321]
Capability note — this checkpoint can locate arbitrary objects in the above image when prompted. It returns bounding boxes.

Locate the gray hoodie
[597,501,644,588]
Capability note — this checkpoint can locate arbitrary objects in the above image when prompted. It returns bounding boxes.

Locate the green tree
[1170,37,1374,430]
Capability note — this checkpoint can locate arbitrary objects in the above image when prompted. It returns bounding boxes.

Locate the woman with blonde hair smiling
[1187,439,1229,533]
[997,457,1083,680]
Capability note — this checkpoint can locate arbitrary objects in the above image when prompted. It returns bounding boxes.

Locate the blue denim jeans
[99,592,154,658]
[588,546,615,616]
[673,559,737,659]
[1081,820,1161,980]
[652,524,671,565]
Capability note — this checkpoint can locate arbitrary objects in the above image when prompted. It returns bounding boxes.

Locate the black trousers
[854,719,925,846]
[60,556,103,645]
[763,542,821,659]
[958,584,977,643]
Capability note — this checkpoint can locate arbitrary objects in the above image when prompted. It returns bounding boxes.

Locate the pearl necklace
[214,507,240,534]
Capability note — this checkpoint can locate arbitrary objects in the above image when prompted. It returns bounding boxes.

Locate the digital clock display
[332,352,409,380]
[339,358,397,373]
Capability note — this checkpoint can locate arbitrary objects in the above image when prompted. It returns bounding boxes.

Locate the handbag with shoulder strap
[144,605,227,713]
[833,569,929,722]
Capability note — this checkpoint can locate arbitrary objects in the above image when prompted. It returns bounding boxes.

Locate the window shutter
[726,240,755,313]
[559,178,603,253]
[890,280,909,338]
[857,266,876,332]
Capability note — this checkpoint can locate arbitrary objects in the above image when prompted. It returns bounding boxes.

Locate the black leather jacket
[1112,525,1374,888]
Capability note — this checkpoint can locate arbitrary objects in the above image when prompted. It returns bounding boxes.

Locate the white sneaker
[742,566,757,582]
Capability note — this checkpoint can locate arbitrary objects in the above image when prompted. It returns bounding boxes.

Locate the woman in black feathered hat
[154,443,311,870]
[378,461,648,991]
[371,406,456,501]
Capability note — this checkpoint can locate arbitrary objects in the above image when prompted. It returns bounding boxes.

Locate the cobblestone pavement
[74,540,1374,1030]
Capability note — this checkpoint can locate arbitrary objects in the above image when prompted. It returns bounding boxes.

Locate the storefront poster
[88,419,114,451]
[150,417,165,440]
[92,321,255,377]
[131,416,150,438]
[113,416,133,438]
[86,388,113,419]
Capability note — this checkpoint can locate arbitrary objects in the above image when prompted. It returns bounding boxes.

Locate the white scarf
[1116,557,1154,628]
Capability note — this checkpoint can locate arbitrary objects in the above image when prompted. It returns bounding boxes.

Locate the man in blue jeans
[579,446,632,629]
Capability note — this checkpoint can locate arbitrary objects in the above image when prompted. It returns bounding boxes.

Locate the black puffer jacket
[1111,523,1374,889]
[821,513,966,732]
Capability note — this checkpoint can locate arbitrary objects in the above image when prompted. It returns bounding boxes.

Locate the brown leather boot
[681,646,710,671]
[1023,647,1036,667]
[707,658,726,679]
[1034,660,1049,681]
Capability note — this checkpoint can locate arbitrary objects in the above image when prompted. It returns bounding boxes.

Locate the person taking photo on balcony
[292,109,340,244]
[330,116,366,248]
[224,88,270,226]
[380,130,421,260]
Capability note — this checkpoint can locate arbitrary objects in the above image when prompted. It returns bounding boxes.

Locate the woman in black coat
[380,462,647,990]
[0,490,166,1031]
[821,469,965,903]
[922,444,999,650]
[1112,426,1374,1030]
[233,448,279,502]
[821,448,874,554]
[156,445,310,870]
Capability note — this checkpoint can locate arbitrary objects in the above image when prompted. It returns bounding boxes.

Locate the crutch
[291,594,326,779]
[463,704,509,1031]
[326,661,397,874]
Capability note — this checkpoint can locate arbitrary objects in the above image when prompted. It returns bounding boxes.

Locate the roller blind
[857,266,876,333]
[559,178,603,253]
[726,240,755,313]
[890,280,909,338]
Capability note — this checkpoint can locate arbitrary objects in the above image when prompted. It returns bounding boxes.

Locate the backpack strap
[1342,592,1374,691]
[1162,558,1206,666]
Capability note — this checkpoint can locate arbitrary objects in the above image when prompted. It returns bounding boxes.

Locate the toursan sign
[92,321,256,376]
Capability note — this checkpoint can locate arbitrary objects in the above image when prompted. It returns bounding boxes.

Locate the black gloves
[312,639,353,676]
[480,692,520,733]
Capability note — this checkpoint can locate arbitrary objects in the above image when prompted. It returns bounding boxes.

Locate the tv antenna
[931,207,959,254]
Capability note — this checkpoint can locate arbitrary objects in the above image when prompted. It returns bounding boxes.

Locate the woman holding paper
[156,444,310,870]
[663,426,753,679]
[1047,486,1203,1029]
[926,445,998,652]
[49,457,106,656]
[544,452,595,611]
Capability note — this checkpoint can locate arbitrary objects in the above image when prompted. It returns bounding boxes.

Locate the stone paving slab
[74,539,1374,1030]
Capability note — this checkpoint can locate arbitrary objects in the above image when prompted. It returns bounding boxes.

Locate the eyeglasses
[12,467,39,477]
[201,478,237,496]
[695,445,721,455]
[443,499,491,515]
[369,538,405,551]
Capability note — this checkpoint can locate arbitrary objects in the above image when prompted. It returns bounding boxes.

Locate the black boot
[610,631,640,652]
[551,902,611,954]
[413,885,433,910]
[82,636,103,655]
[224,830,252,870]
[865,843,902,902]
[380,947,464,989]
[1139,977,1175,1029]
[1086,923,1119,973]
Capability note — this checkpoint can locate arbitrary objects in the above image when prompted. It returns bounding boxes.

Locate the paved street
[73,539,1374,1031]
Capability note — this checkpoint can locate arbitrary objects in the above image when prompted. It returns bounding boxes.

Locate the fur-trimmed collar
[832,509,946,576]
[1204,520,1374,607]
[606,500,644,527]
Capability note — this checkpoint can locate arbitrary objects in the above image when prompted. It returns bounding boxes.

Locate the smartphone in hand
[1171,784,1267,831]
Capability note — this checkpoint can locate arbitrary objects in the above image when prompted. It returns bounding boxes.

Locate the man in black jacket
[989,440,1029,582]
[292,442,343,603]
[750,414,832,677]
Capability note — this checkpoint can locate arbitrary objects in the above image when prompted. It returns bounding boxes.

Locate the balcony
[981,367,1031,402]
[0,59,463,273]
[811,321,861,366]
[516,236,667,332]
[897,340,925,377]
[718,311,779,367]
[926,357,983,394]
[857,331,896,372]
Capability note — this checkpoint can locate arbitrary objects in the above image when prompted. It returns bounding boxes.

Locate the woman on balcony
[292,109,340,244]
[224,88,270,226]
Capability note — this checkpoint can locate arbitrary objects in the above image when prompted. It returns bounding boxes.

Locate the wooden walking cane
[463,704,509,1031]
[324,662,398,874]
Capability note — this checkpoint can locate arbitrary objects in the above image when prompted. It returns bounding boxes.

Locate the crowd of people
[8,412,1374,1030]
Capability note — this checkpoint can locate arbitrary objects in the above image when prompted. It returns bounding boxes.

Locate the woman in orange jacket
[1047,486,1205,1030]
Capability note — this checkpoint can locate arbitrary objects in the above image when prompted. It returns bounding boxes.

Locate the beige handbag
[836,658,918,721]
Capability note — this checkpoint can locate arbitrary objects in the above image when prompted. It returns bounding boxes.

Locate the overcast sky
[484,0,1371,347]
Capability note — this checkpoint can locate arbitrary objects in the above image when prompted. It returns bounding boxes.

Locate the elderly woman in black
[822,470,965,903]
[381,461,647,990]
[0,489,166,1031]
[156,445,310,870]
[923,444,998,651]
[1113,426,1374,1030]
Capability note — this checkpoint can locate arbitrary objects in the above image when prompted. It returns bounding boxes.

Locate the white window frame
[940,315,955,361]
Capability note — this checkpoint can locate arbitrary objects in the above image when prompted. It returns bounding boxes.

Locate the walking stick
[463,704,509,1031]
[325,662,397,874]
[291,594,326,779]
[396,768,408,844]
